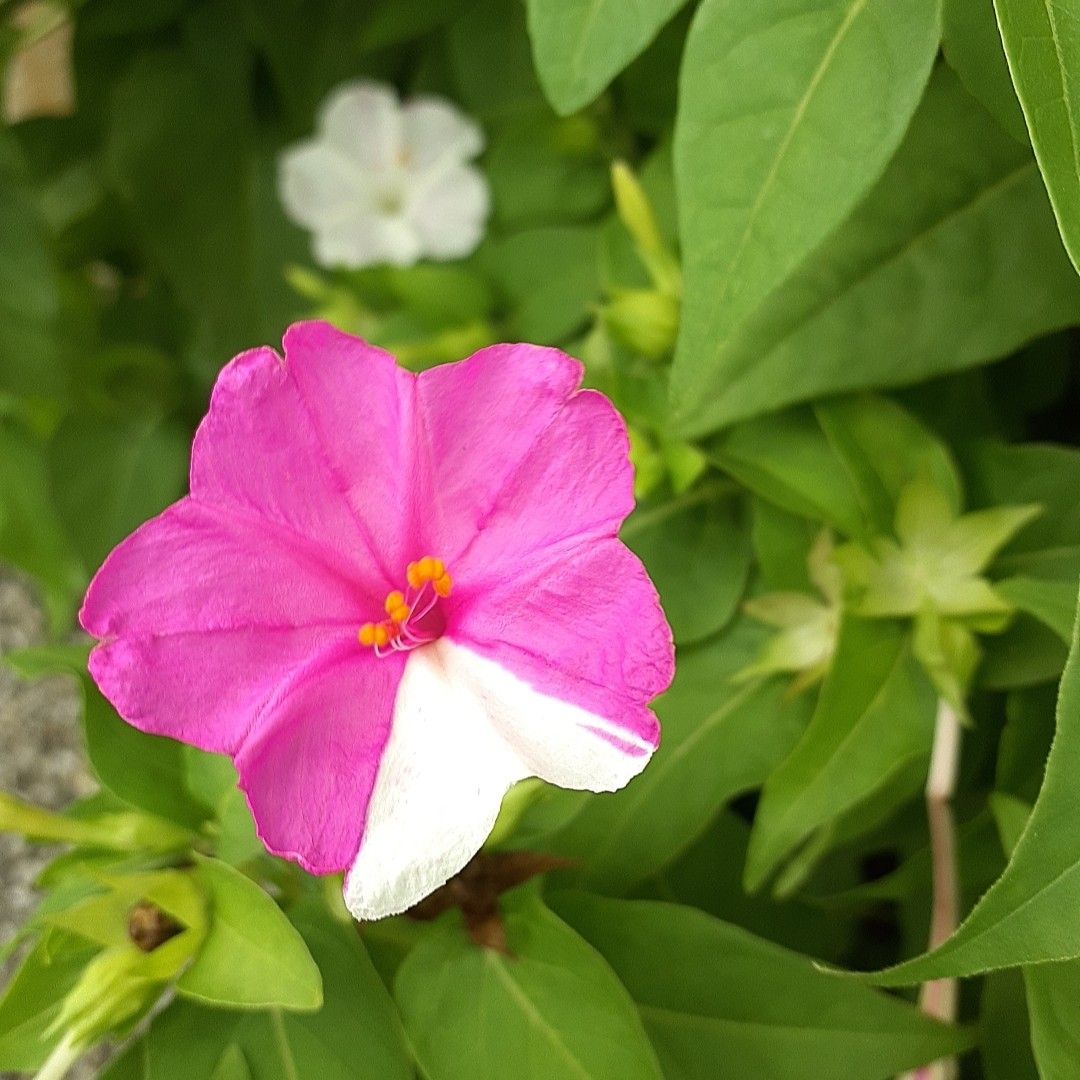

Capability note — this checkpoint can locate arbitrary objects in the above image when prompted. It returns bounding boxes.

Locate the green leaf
[556,894,972,1080]
[0,420,83,629]
[942,0,1027,140]
[103,907,410,1080]
[210,1046,251,1080]
[234,906,411,1080]
[1025,958,1080,1080]
[672,0,940,431]
[48,410,189,574]
[994,0,1080,274]
[82,680,209,832]
[526,620,811,892]
[672,65,1080,435]
[177,859,322,1012]
[980,970,1039,1080]
[106,9,258,359]
[867,584,1080,984]
[525,0,688,114]
[0,135,63,399]
[745,617,937,892]
[962,440,1080,583]
[0,932,97,1070]
[482,226,600,344]
[706,408,870,538]
[622,483,749,644]
[707,396,960,541]
[395,891,664,1080]
[996,576,1078,640]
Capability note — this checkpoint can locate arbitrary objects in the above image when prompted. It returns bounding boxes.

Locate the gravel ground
[0,570,102,1079]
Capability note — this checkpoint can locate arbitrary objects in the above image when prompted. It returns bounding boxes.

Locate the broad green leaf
[0,135,63,399]
[996,576,1078,640]
[745,617,937,892]
[989,788,1080,1080]
[672,66,1080,435]
[211,1046,251,1080]
[708,396,960,540]
[672,0,940,431]
[523,620,811,892]
[82,680,209,831]
[177,859,321,1012]
[106,9,259,359]
[868,585,1080,985]
[103,908,409,1080]
[942,0,1027,140]
[622,482,749,644]
[234,906,411,1080]
[962,441,1080,582]
[557,894,972,1080]
[483,226,600,344]
[0,932,97,1070]
[1025,959,1080,1080]
[525,0,688,114]
[0,420,83,629]
[48,410,189,574]
[995,0,1080,274]
[980,971,1039,1080]
[395,891,664,1080]
[706,408,870,538]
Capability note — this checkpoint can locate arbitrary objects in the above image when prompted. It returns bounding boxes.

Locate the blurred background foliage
[1,0,1080,1077]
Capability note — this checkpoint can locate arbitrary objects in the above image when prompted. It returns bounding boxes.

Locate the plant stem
[901,698,962,1080]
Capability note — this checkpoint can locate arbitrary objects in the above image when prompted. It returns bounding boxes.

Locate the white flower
[278,81,490,270]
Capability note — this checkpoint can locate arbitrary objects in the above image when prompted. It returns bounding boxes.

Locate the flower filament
[359,556,452,657]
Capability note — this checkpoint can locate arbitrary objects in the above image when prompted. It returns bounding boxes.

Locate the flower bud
[602,288,679,360]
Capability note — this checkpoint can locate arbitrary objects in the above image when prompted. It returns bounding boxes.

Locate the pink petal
[281,322,421,579]
[81,498,365,754]
[236,642,406,875]
[450,537,673,751]
[450,388,634,587]
[192,334,410,596]
[414,343,588,569]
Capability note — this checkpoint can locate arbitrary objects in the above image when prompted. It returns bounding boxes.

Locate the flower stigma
[359,556,453,657]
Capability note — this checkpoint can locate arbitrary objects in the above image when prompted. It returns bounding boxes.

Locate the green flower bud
[602,288,679,360]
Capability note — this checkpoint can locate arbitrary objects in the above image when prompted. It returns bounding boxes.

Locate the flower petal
[401,96,484,169]
[81,498,365,754]
[414,343,584,565]
[277,142,366,231]
[343,640,528,919]
[343,634,660,921]
[312,213,421,269]
[191,344,388,598]
[280,322,420,580]
[451,537,673,750]
[450,388,634,586]
[319,81,402,170]
[406,163,489,261]
[236,642,406,875]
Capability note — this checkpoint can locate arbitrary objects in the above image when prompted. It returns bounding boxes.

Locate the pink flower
[81,322,674,919]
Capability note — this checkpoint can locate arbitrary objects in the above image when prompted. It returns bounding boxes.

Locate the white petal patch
[342,639,656,921]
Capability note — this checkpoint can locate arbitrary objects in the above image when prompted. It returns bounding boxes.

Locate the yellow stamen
[384,591,406,614]
[434,572,453,598]
[373,624,390,648]
[358,623,377,647]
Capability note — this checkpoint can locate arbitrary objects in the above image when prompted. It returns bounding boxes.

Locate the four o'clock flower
[278,81,490,270]
[81,322,674,919]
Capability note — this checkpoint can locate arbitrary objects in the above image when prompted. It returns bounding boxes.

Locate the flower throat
[358,556,452,657]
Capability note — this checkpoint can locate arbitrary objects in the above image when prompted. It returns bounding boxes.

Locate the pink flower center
[358,556,453,658]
